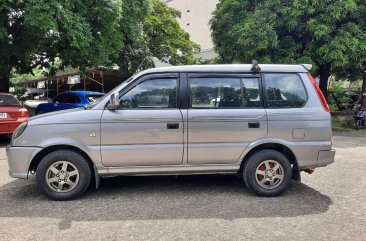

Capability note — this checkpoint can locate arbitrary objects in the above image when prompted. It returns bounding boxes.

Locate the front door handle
[248,122,260,128]
[167,123,179,129]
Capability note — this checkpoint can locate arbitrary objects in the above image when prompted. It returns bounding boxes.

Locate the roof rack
[251,60,261,72]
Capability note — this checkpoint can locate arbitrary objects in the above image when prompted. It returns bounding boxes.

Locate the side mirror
[108,92,120,110]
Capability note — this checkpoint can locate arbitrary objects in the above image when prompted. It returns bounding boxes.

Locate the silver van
[7,64,335,200]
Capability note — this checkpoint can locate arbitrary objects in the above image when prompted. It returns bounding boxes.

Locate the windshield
[84,76,134,109]
[86,94,104,103]
[0,94,21,106]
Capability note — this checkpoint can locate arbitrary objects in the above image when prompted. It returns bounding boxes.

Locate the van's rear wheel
[36,150,92,201]
[243,150,292,197]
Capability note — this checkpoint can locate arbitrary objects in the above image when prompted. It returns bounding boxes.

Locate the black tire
[6,134,12,141]
[243,150,292,197]
[36,150,92,201]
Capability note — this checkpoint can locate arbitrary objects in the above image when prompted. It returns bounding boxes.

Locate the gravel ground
[0,134,365,241]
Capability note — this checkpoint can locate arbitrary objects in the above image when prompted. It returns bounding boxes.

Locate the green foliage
[333,64,363,82]
[10,68,44,83]
[329,82,354,111]
[144,0,200,66]
[196,57,222,65]
[116,0,200,76]
[210,0,366,97]
[2,0,123,70]
[0,0,124,92]
[0,0,199,92]
[10,59,78,83]
[13,87,27,101]
[329,82,344,95]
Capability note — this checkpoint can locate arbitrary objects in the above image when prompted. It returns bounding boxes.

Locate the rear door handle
[167,123,179,129]
[248,122,260,128]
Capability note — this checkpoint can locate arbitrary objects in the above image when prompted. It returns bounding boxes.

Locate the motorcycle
[354,106,366,130]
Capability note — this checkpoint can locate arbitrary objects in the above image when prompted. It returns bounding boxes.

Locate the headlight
[12,121,28,139]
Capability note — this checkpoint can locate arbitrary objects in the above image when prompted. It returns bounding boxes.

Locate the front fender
[35,135,101,165]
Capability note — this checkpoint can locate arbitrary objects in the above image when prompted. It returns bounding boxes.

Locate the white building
[164,0,219,59]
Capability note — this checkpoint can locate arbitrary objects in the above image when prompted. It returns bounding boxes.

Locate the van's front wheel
[243,150,292,197]
[36,150,92,201]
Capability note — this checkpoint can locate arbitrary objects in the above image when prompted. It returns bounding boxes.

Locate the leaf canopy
[0,0,199,91]
[210,0,366,71]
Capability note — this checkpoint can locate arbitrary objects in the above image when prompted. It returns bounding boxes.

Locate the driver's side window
[119,78,177,109]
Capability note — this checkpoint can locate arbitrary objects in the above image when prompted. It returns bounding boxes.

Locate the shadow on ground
[0,135,10,148]
[0,174,332,229]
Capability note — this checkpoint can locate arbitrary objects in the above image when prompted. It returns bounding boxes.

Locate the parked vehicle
[354,106,366,130]
[7,64,335,200]
[35,91,104,115]
[0,93,29,137]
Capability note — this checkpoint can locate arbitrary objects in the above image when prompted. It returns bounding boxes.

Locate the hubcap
[45,161,79,192]
[255,160,284,189]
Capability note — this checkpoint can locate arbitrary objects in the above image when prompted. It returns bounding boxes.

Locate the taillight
[18,108,29,118]
[306,72,330,112]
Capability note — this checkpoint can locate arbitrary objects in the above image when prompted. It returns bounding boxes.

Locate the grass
[332,115,366,136]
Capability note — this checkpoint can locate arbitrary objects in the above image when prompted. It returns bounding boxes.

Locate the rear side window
[190,77,261,108]
[264,74,307,108]
[86,94,104,103]
[54,93,81,104]
[0,95,20,106]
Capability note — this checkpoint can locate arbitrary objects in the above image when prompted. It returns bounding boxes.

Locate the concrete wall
[165,0,219,59]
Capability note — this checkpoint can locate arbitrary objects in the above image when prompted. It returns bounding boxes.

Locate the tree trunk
[361,64,366,107]
[0,68,10,93]
[318,64,331,99]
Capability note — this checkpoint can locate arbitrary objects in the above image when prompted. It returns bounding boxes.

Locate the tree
[0,0,124,93]
[116,0,200,76]
[332,0,366,107]
[1,0,199,92]
[144,0,200,66]
[344,0,366,107]
[210,0,366,98]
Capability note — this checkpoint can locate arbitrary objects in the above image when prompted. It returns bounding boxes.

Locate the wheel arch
[29,145,95,174]
[239,142,300,181]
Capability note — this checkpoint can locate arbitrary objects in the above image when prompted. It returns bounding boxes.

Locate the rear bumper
[290,141,335,170]
[6,145,42,179]
[0,118,27,134]
[317,149,336,167]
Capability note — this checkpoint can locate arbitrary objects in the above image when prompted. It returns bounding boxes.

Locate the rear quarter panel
[264,72,332,169]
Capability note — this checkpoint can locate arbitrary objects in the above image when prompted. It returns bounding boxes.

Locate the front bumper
[6,145,42,179]
[317,149,336,167]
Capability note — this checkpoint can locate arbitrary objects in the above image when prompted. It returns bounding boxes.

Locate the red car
[0,93,29,136]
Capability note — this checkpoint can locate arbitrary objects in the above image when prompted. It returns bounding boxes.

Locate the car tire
[6,134,12,141]
[243,150,292,197]
[36,150,92,201]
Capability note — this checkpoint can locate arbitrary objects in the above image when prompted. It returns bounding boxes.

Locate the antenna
[251,59,261,72]
[134,56,151,75]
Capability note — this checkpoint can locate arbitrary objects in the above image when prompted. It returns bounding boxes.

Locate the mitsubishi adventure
[7,64,335,200]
